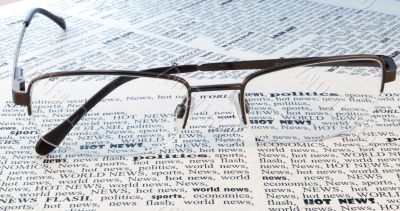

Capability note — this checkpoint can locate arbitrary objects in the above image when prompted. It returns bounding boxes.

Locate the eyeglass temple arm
[35,76,133,155]
[35,65,200,155]
[197,57,396,86]
[198,58,382,71]
[12,8,66,105]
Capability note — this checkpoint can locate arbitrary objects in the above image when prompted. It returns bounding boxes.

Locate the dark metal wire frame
[12,8,398,155]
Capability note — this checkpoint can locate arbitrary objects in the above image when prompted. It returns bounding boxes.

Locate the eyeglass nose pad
[244,98,250,114]
[174,97,188,132]
[229,91,245,128]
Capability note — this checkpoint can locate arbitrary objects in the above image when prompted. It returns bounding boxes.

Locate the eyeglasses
[12,8,397,156]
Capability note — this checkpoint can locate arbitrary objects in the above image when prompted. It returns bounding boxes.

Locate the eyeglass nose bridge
[177,83,250,130]
[178,92,249,130]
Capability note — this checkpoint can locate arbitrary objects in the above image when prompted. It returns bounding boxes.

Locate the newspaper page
[0,0,400,211]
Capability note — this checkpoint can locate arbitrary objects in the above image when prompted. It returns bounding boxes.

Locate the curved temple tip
[24,8,66,30]
[57,18,67,31]
[34,120,73,155]
[35,138,57,156]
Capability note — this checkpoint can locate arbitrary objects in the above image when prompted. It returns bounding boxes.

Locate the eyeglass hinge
[12,67,28,106]
[384,68,396,83]
[13,67,25,90]
[382,55,397,83]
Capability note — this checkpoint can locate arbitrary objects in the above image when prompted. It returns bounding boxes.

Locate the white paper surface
[0,0,399,210]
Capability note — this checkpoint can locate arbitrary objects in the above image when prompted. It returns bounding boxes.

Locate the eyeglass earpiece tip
[35,138,56,156]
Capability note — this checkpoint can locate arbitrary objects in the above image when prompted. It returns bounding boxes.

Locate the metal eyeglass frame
[12,8,397,155]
